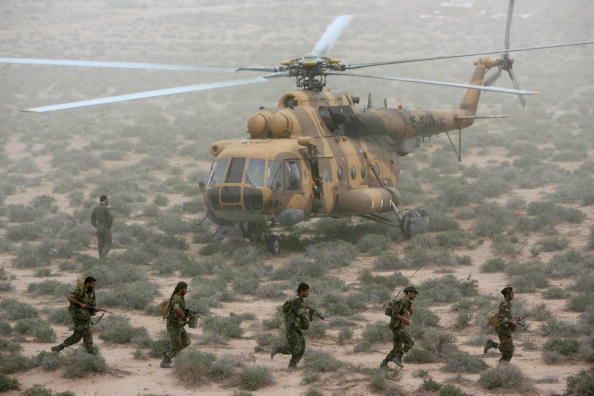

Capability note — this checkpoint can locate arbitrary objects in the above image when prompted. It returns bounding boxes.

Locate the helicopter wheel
[265,235,281,255]
[401,208,429,239]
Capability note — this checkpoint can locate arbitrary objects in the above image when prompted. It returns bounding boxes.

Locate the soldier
[484,286,518,363]
[380,286,418,368]
[51,276,102,354]
[270,282,312,370]
[160,281,191,368]
[90,195,113,259]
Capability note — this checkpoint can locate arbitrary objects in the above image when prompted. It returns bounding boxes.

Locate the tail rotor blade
[507,68,526,107]
[504,0,515,50]
[484,68,502,86]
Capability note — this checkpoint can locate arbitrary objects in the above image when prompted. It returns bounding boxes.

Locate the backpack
[486,310,500,327]
[160,298,171,320]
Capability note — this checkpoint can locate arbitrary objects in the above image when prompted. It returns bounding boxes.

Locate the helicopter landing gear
[242,222,281,255]
[400,208,429,239]
[265,234,281,255]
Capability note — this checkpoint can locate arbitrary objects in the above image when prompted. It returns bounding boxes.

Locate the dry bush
[174,350,216,387]
[478,364,532,392]
[63,349,108,378]
[237,366,274,391]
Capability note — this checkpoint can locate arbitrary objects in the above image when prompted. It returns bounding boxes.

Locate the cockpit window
[245,158,265,187]
[225,157,246,183]
[268,160,283,190]
[285,160,301,191]
[208,158,229,186]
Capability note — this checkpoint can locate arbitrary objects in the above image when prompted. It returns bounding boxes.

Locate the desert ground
[1,0,593,395]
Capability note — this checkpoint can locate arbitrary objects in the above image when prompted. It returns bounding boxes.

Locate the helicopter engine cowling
[247,110,274,138]
[335,187,400,215]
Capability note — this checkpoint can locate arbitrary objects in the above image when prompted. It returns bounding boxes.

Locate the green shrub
[0,373,19,392]
[306,240,358,268]
[0,351,37,374]
[149,338,170,358]
[174,350,216,386]
[308,320,329,338]
[543,287,564,299]
[63,349,108,378]
[0,339,21,352]
[304,387,324,396]
[543,338,579,356]
[362,321,392,343]
[422,378,441,391]
[14,319,56,342]
[96,315,149,344]
[34,351,66,371]
[0,299,38,320]
[338,327,353,345]
[417,276,478,305]
[404,348,435,363]
[478,364,531,391]
[6,223,43,241]
[202,314,243,339]
[27,280,71,298]
[442,350,488,373]
[0,321,12,336]
[537,236,569,252]
[237,366,274,390]
[419,329,456,360]
[480,258,506,272]
[540,318,580,337]
[357,234,391,255]
[453,311,472,329]
[304,350,344,372]
[547,250,594,278]
[373,253,408,270]
[566,292,594,312]
[209,354,243,380]
[439,384,463,396]
[565,368,594,396]
[99,280,159,310]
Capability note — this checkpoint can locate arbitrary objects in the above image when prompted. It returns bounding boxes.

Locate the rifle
[512,315,528,330]
[184,308,200,329]
[306,306,325,321]
[87,303,113,314]
[184,308,200,317]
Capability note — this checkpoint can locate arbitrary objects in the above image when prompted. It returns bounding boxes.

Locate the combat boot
[391,354,403,368]
[288,362,298,371]
[160,353,172,368]
[379,359,390,369]
[51,344,64,353]
[483,339,499,354]
[270,346,280,360]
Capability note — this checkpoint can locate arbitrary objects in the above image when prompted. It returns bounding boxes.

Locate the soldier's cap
[501,286,513,296]
[175,281,188,291]
[403,286,419,294]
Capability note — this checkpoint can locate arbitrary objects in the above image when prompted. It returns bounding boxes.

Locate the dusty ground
[1,0,593,395]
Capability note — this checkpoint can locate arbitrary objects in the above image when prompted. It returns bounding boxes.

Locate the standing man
[90,195,113,259]
[381,286,418,368]
[51,276,102,354]
[161,281,191,368]
[484,286,517,363]
[271,282,312,370]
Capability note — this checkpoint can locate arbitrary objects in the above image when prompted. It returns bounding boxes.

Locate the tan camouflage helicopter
[2,1,592,254]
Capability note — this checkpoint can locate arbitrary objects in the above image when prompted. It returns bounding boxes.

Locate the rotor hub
[281,56,346,91]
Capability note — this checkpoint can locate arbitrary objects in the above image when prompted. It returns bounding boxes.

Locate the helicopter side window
[208,158,229,186]
[225,157,246,183]
[268,160,283,191]
[360,165,367,179]
[322,168,331,181]
[245,158,265,186]
[350,165,357,180]
[372,164,381,176]
[285,160,301,191]
[337,167,343,181]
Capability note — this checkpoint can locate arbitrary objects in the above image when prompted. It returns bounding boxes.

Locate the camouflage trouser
[497,326,514,362]
[165,324,190,359]
[97,228,112,258]
[386,327,414,361]
[62,320,93,353]
[277,326,305,368]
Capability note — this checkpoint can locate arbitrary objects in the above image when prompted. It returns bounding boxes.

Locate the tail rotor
[485,0,526,107]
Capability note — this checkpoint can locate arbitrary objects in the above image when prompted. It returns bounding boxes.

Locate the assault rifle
[306,306,325,321]
[87,304,113,314]
[184,308,200,317]
[512,315,528,330]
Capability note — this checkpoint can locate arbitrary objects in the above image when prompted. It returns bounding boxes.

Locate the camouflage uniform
[384,297,414,362]
[495,299,515,362]
[165,294,190,360]
[276,296,310,368]
[90,203,113,258]
[62,285,96,353]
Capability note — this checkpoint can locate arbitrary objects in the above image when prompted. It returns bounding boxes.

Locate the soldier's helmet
[500,286,513,295]
[403,286,419,294]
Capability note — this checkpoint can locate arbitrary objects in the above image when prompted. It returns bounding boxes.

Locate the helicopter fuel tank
[335,187,401,215]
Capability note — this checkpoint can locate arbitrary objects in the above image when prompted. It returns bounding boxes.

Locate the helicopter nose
[206,185,268,214]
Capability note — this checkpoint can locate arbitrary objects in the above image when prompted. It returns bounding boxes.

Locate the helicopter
[1,1,592,255]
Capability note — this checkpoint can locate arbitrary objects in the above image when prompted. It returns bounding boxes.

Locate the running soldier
[160,281,191,368]
[381,286,418,368]
[484,286,518,363]
[90,195,113,259]
[51,276,103,354]
[271,282,312,370]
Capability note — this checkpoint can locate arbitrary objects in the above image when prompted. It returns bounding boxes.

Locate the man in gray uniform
[90,195,113,259]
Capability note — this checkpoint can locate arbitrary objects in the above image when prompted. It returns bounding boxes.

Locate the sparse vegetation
[63,349,108,378]
[237,366,274,391]
[478,364,531,391]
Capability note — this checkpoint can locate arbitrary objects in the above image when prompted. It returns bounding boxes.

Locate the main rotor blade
[504,0,515,50]
[507,68,526,107]
[310,15,353,57]
[346,40,594,70]
[325,71,538,95]
[0,57,280,73]
[484,68,502,86]
[22,72,288,112]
